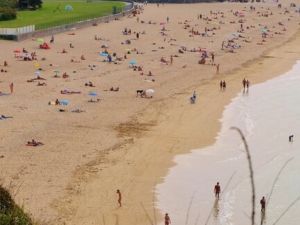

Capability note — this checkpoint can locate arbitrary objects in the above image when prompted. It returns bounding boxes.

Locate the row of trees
[0,0,17,21]
[0,0,43,21]
[18,0,43,9]
[0,0,43,9]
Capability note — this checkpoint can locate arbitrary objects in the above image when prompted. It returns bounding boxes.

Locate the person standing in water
[260,196,266,212]
[214,182,221,199]
[165,213,171,225]
[242,78,247,90]
[116,189,122,207]
[246,79,250,90]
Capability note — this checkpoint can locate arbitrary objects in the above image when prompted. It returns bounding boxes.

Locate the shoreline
[156,60,300,225]
[57,32,300,225]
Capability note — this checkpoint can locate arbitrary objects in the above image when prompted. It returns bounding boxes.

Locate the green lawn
[0,0,125,29]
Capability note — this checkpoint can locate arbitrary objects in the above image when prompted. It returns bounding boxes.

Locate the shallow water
[156,61,300,225]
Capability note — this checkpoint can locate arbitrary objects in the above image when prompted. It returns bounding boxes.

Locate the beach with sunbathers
[0,1,299,224]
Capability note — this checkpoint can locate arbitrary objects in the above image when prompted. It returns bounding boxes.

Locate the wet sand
[0,2,299,224]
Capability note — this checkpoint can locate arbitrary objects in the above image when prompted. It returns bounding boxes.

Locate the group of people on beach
[242,78,250,92]
[219,80,227,91]
[1,1,299,224]
[116,181,266,225]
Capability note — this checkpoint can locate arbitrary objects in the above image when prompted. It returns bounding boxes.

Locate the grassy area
[0,185,34,225]
[0,0,125,29]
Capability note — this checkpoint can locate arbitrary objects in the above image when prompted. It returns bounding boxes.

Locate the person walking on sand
[193,91,196,99]
[170,55,173,65]
[260,196,266,212]
[211,53,215,65]
[214,182,221,199]
[9,82,13,94]
[219,80,223,91]
[222,80,226,90]
[165,213,171,225]
[190,91,196,104]
[216,64,220,74]
[116,189,122,207]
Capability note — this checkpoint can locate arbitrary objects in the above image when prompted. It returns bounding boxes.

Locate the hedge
[0,7,17,21]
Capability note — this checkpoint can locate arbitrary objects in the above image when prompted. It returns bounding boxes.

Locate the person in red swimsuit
[165,213,171,225]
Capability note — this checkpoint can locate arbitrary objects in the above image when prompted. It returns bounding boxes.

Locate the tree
[0,0,18,8]
[29,0,43,9]
[18,0,43,9]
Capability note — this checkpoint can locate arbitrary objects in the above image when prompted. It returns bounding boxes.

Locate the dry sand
[0,2,299,224]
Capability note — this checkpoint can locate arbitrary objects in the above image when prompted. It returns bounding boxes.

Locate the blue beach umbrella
[88,91,98,97]
[99,52,109,57]
[60,99,69,106]
[129,59,137,65]
[261,27,268,34]
[65,5,73,11]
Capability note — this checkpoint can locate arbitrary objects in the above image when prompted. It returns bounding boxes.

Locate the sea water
[156,61,300,225]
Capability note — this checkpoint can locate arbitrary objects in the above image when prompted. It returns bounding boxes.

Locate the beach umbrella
[88,91,98,97]
[145,89,155,98]
[129,59,137,65]
[54,70,60,76]
[99,52,108,57]
[88,91,98,101]
[207,21,219,28]
[36,38,44,43]
[261,27,268,34]
[35,70,41,77]
[231,32,240,37]
[60,99,69,106]
[225,32,238,40]
[65,5,73,11]
[34,61,40,69]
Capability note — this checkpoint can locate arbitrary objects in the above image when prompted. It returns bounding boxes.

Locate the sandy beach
[0,1,299,224]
